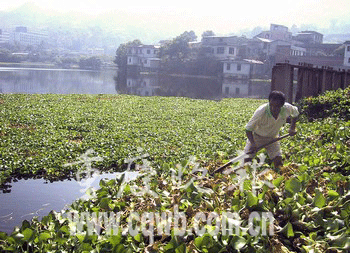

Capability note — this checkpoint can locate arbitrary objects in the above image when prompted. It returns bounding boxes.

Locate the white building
[88,48,105,55]
[222,59,264,79]
[0,29,10,44]
[12,27,48,46]
[344,41,350,67]
[255,24,292,41]
[127,45,160,70]
[201,36,245,60]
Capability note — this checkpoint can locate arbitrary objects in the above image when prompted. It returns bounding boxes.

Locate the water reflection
[0,171,139,235]
[222,78,271,99]
[116,71,271,100]
[0,67,271,99]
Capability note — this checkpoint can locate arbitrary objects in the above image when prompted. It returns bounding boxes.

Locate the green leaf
[246,192,258,207]
[134,233,142,242]
[175,243,186,253]
[0,232,7,240]
[330,233,350,249]
[232,236,246,250]
[314,189,326,208]
[109,235,122,246]
[285,178,301,195]
[280,222,294,238]
[327,190,339,200]
[273,176,284,187]
[22,228,34,241]
[100,197,110,209]
[38,232,51,241]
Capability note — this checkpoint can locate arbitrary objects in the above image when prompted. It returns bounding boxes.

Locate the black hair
[268,90,286,106]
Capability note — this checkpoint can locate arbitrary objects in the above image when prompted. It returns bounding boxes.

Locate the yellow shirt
[245,102,299,138]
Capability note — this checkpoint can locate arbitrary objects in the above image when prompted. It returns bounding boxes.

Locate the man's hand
[247,143,258,154]
[289,128,297,136]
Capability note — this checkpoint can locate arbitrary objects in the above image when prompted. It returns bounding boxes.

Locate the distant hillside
[323,34,350,44]
[2,2,350,52]
[0,2,183,47]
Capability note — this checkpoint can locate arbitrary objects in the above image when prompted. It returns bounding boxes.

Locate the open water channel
[0,67,271,235]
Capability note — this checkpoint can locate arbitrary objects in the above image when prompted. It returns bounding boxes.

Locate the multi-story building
[0,29,10,44]
[344,41,350,67]
[222,59,264,79]
[254,24,292,41]
[294,31,323,44]
[127,45,160,71]
[12,26,48,47]
[201,35,249,60]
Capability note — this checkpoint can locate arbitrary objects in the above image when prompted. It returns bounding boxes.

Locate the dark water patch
[0,171,138,235]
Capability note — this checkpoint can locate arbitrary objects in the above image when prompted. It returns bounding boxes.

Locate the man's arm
[246,130,258,153]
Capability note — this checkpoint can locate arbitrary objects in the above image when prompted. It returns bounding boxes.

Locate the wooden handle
[212,133,291,175]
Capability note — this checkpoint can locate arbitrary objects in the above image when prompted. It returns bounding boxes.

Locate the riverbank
[0,90,349,252]
[0,62,57,69]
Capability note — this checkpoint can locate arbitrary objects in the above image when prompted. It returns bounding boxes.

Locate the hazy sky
[2,0,350,35]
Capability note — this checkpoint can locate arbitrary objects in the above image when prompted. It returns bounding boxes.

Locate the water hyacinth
[0,91,350,252]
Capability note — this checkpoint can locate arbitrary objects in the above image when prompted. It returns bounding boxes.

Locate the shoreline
[0,62,118,70]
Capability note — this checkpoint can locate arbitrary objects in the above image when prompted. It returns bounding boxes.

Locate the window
[236,88,240,94]
[226,63,231,71]
[347,46,350,52]
[348,58,350,63]
[217,47,225,54]
[147,50,151,54]
[225,87,229,94]
[237,64,241,71]
[229,47,235,54]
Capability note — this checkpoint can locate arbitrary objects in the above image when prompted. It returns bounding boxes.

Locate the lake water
[0,67,118,94]
[0,171,139,235]
[0,67,271,99]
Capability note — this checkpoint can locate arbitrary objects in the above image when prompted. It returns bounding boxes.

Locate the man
[244,90,299,168]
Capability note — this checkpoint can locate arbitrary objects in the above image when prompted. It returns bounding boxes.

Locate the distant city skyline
[1,0,350,37]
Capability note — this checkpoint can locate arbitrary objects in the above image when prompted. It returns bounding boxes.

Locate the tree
[160,31,197,64]
[202,30,215,38]
[114,39,142,68]
[79,57,101,70]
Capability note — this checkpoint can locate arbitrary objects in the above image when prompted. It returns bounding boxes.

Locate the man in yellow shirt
[244,90,299,168]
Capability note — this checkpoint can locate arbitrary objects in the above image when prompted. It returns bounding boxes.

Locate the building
[88,48,105,55]
[201,36,249,60]
[127,45,160,71]
[0,29,10,44]
[222,59,264,79]
[344,41,350,67]
[294,31,323,44]
[12,26,48,47]
[254,24,292,41]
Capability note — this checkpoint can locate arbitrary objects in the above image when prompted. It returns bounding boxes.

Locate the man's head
[268,90,286,107]
[268,91,285,116]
